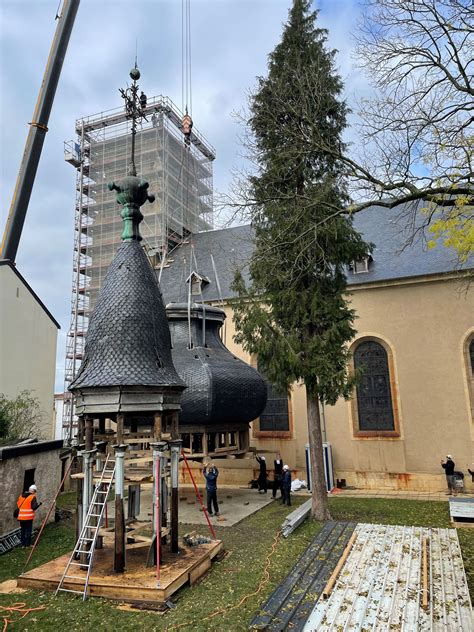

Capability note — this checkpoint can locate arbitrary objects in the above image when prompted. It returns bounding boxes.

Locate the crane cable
[181,0,192,116]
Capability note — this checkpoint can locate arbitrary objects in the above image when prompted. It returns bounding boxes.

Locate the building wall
[0,448,62,536]
[0,266,57,439]
[215,275,474,492]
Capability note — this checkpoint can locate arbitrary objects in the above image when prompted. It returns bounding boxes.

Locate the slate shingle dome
[166,302,267,425]
[70,240,184,390]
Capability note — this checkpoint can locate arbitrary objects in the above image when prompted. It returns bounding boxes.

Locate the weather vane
[119,61,148,176]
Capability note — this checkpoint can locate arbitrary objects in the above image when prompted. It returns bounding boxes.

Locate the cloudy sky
[0,0,369,392]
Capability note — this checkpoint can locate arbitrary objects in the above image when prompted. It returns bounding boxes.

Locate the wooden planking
[18,539,223,604]
[189,556,211,585]
[449,498,474,520]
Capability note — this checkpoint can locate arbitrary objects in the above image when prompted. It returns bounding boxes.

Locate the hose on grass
[164,529,282,631]
[0,602,46,632]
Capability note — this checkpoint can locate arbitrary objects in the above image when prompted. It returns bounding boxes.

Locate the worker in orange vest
[16,484,40,547]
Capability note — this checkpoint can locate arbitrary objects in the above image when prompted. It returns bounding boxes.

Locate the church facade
[159,206,474,492]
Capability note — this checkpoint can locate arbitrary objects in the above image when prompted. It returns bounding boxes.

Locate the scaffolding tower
[62,95,215,441]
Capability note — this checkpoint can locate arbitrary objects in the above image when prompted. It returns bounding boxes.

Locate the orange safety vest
[17,494,36,521]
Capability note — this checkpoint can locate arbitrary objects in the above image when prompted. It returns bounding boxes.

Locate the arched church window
[354,340,395,431]
[470,338,474,375]
[257,360,290,433]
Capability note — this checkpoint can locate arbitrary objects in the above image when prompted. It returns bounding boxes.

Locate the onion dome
[166,303,267,426]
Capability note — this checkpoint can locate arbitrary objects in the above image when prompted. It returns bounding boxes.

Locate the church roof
[158,204,472,303]
[70,240,184,390]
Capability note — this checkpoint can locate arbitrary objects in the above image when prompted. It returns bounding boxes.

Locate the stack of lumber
[281,499,312,537]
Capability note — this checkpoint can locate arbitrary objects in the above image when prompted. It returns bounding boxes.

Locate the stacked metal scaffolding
[62,96,215,441]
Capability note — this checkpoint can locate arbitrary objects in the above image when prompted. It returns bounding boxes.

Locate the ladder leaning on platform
[56,454,116,600]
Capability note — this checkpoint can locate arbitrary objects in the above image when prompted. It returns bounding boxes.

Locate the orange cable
[164,529,282,631]
[0,602,46,632]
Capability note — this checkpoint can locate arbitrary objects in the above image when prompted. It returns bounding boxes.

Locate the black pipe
[1,0,80,262]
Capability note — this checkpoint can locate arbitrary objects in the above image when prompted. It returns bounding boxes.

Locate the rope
[0,603,46,632]
[164,529,282,631]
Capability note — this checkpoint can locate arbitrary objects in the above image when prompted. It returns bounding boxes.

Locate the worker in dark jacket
[273,453,283,499]
[256,454,267,493]
[16,484,40,547]
[281,465,292,506]
[203,464,219,516]
[441,455,457,496]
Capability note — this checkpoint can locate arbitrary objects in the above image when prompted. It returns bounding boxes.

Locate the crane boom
[1,0,80,262]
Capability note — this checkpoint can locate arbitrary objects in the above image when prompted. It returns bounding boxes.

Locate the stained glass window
[354,341,395,431]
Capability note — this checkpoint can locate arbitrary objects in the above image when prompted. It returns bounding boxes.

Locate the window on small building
[23,468,36,492]
[351,255,373,274]
[353,340,395,431]
[258,360,290,432]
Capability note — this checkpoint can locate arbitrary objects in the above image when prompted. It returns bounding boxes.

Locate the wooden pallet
[18,537,223,603]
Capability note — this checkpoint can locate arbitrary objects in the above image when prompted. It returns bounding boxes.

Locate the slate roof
[70,240,184,390]
[158,204,472,303]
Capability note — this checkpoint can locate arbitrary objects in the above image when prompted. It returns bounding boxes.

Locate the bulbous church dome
[166,303,267,426]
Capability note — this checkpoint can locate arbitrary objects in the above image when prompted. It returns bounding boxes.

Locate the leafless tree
[344,0,473,252]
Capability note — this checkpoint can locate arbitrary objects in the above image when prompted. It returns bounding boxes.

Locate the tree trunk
[306,388,331,520]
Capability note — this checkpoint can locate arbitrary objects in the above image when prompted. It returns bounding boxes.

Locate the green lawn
[0,495,472,631]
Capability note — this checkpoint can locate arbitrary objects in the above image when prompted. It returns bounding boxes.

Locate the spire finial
[108,64,154,241]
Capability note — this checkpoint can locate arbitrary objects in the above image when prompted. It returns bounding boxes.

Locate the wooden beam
[421,536,429,610]
[322,532,357,600]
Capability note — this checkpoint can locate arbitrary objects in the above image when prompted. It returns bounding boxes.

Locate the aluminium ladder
[56,454,116,600]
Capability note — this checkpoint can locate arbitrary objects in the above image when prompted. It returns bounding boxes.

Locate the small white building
[0,261,59,439]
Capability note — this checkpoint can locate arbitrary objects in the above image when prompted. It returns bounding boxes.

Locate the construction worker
[281,465,292,506]
[16,484,40,547]
[255,454,268,493]
[203,464,219,517]
[273,453,284,499]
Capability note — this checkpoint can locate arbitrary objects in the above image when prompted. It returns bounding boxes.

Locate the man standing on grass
[16,484,40,547]
[441,455,457,496]
[281,465,292,507]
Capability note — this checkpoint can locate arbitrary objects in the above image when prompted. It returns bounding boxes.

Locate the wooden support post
[85,416,93,451]
[116,413,125,445]
[75,452,83,543]
[153,412,162,441]
[171,411,179,440]
[170,439,182,553]
[77,416,85,445]
[113,444,128,573]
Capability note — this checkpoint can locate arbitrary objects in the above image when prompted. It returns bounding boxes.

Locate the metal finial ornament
[119,62,147,176]
[108,64,155,242]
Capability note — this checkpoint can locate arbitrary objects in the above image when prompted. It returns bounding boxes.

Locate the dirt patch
[0,579,27,594]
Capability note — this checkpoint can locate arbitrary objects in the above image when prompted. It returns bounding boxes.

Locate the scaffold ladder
[56,454,116,600]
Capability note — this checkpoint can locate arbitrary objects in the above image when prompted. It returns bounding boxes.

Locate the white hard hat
[446,455,453,460]
[29,484,37,492]
[283,465,289,470]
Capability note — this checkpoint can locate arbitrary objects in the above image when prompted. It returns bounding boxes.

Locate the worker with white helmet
[281,464,292,506]
[441,455,457,496]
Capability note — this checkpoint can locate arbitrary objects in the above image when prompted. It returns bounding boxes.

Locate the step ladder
[56,454,116,600]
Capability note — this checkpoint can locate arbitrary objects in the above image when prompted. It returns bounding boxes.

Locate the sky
[0,0,370,393]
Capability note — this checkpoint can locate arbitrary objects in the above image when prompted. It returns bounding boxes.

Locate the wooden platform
[450,497,474,527]
[18,536,223,603]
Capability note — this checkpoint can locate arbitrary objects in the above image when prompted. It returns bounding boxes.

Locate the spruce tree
[232,0,370,520]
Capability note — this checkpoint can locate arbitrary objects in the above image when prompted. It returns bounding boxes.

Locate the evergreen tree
[232,0,370,520]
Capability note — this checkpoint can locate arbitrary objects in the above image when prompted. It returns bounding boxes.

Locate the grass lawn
[0,495,472,631]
